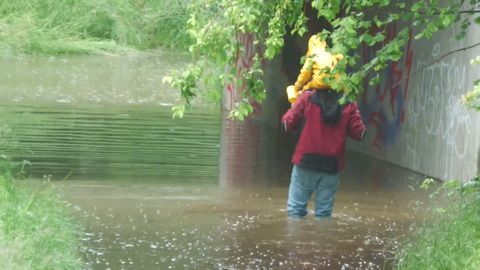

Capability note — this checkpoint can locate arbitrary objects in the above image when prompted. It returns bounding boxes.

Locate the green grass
[0,160,83,270]
[395,179,480,270]
[0,0,191,56]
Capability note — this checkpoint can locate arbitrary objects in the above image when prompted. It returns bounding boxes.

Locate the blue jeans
[287,165,340,218]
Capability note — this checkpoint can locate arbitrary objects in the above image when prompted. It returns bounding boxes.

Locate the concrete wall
[219,33,291,186]
[225,14,480,184]
[348,22,480,181]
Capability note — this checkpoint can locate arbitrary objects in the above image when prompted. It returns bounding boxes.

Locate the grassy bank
[395,177,480,270]
[0,159,83,269]
[0,0,191,56]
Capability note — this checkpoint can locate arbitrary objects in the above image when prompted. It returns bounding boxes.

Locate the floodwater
[0,52,429,269]
[56,153,427,270]
[0,104,220,182]
[0,51,220,182]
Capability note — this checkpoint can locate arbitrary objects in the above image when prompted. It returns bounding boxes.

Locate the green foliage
[228,55,266,120]
[463,53,480,111]
[172,105,186,119]
[395,176,480,269]
[0,157,83,269]
[464,82,480,111]
[164,62,204,106]
[169,0,480,119]
[166,0,307,118]
[0,0,192,56]
[462,14,480,112]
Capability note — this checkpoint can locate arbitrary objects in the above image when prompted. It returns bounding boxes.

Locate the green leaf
[312,0,325,10]
[414,32,424,39]
[442,14,454,27]
[427,22,439,33]
[369,74,380,86]
[442,180,461,190]
[421,178,436,190]
[238,113,245,121]
[475,16,480,24]
[385,12,401,23]
[455,31,466,40]
[461,20,471,29]
[373,33,385,43]
[373,16,384,27]
[351,74,362,85]
[172,105,185,119]
[411,2,424,12]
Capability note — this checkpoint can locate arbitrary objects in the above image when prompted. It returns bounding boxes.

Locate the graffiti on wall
[220,33,261,185]
[404,41,473,179]
[360,24,414,150]
[224,33,263,114]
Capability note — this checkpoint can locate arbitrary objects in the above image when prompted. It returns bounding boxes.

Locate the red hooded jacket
[281,90,366,171]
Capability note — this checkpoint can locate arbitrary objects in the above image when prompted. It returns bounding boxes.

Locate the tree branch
[389,41,480,90]
[388,7,480,16]
[425,10,480,15]
[458,10,480,14]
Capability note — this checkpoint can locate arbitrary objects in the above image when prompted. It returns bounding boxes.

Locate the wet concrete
[56,152,429,270]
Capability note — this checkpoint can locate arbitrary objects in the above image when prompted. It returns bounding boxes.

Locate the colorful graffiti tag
[360,25,414,150]
[220,33,261,186]
[224,33,263,114]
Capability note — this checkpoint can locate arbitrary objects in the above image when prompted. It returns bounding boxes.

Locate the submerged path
[56,152,427,270]
[0,52,429,269]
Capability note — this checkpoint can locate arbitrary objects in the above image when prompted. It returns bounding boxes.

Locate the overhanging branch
[389,41,480,90]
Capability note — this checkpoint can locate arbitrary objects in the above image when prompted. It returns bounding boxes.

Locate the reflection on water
[56,154,427,270]
[0,51,220,182]
[0,104,220,182]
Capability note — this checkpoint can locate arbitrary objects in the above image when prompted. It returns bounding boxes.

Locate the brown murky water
[56,152,428,270]
[0,52,220,182]
[1,52,429,270]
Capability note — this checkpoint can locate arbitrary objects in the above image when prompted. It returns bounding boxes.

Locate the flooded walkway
[56,152,427,270]
[1,52,429,269]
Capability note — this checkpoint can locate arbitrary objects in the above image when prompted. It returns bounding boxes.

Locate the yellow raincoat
[287,35,343,104]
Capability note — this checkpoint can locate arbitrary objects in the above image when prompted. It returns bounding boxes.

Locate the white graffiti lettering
[405,42,474,180]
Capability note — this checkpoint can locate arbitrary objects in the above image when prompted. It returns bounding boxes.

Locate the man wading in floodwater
[282,89,365,217]
[282,34,366,218]
[281,89,366,218]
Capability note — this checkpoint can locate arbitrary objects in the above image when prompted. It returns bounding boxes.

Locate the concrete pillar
[218,33,290,186]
